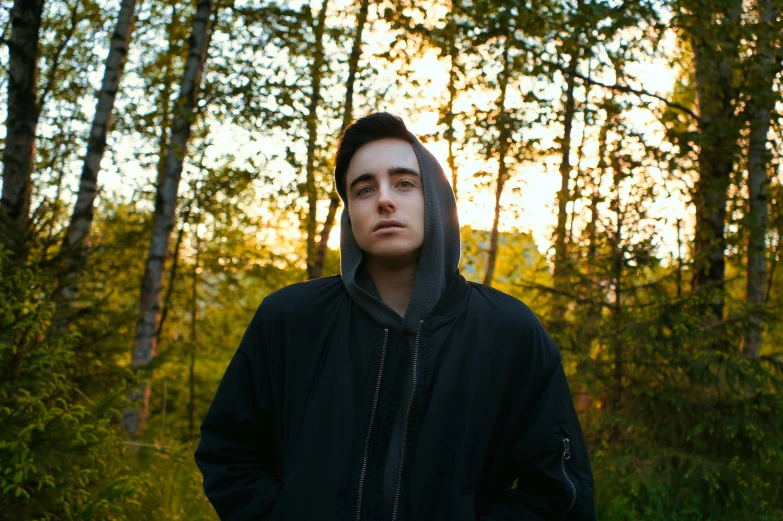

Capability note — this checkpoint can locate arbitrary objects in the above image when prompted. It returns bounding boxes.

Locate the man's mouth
[373,219,405,232]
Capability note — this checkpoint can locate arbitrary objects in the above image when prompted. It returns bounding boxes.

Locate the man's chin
[364,247,422,268]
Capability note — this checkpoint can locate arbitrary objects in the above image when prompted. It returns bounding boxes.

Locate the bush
[0,250,145,520]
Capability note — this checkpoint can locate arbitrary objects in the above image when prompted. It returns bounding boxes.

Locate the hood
[338,132,461,334]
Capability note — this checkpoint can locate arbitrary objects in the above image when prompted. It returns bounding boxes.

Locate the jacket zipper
[355,329,389,521]
[561,437,577,513]
[391,320,424,521]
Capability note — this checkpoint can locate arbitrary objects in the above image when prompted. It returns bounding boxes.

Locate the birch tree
[742,0,781,359]
[123,0,214,438]
[60,0,138,302]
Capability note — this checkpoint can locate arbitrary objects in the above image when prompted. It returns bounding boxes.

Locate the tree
[482,39,513,286]
[310,0,371,279]
[0,0,45,260]
[441,10,462,201]
[59,0,138,305]
[682,0,743,328]
[544,0,661,318]
[123,0,215,438]
[464,7,538,286]
[551,1,583,307]
[303,0,329,280]
[742,0,781,359]
[0,245,147,520]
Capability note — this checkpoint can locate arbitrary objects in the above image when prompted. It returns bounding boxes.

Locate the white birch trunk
[122,0,214,437]
[61,0,138,300]
[742,0,779,359]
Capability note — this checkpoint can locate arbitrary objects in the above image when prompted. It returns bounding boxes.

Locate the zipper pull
[563,438,571,460]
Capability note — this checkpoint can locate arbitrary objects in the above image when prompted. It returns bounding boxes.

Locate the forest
[1,0,782,519]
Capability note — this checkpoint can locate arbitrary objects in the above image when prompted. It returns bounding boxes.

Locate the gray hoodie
[338,131,461,334]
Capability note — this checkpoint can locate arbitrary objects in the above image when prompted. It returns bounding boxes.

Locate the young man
[195,112,595,521]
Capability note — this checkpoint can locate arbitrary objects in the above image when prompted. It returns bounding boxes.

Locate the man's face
[345,138,425,264]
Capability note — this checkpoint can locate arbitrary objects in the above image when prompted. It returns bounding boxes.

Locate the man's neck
[365,254,419,318]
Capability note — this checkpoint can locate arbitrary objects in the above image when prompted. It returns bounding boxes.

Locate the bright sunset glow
[102,0,683,261]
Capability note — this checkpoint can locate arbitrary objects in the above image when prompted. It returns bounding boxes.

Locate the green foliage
[0,249,144,520]
[121,440,217,521]
[584,298,783,520]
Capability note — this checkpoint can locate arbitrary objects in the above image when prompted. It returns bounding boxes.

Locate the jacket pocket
[548,430,588,518]
[559,436,578,514]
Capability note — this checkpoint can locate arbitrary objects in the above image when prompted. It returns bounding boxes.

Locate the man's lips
[373,220,405,232]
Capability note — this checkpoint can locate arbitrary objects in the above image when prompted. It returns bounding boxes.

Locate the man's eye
[398,180,414,188]
[357,186,373,196]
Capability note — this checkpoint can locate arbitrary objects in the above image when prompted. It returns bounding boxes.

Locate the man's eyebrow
[388,166,420,177]
[348,167,421,191]
[349,172,375,191]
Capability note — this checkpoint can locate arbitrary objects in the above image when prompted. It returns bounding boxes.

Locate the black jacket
[194,273,596,521]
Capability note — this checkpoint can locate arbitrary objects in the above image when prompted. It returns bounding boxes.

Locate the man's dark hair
[334,112,412,201]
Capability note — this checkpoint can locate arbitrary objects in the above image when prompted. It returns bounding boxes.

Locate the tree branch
[569,69,700,121]
[38,0,83,108]
[538,54,699,121]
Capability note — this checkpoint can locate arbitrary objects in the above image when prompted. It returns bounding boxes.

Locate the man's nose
[377,184,396,213]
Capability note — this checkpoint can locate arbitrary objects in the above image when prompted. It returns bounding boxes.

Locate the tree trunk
[155,204,192,346]
[608,168,624,446]
[61,0,138,301]
[445,19,459,200]
[483,160,506,287]
[552,58,577,303]
[742,0,779,360]
[676,219,683,298]
[689,0,742,330]
[311,0,369,279]
[568,84,591,245]
[482,43,511,287]
[767,230,781,302]
[582,112,611,354]
[122,0,214,438]
[337,0,367,135]
[154,5,184,188]
[586,116,610,278]
[304,0,330,280]
[188,229,200,440]
[611,211,623,410]
[0,0,45,260]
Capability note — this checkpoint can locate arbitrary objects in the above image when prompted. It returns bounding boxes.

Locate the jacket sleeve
[480,344,596,521]
[194,305,281,521]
